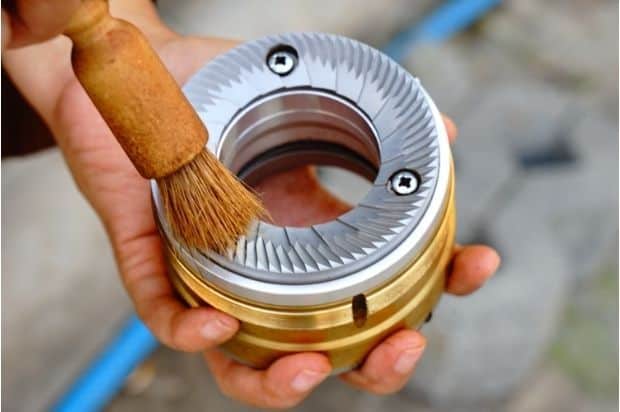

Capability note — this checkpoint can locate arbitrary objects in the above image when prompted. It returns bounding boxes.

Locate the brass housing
[164,173,455,372]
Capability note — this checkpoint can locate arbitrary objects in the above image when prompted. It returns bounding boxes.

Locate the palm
[56,78,153,241]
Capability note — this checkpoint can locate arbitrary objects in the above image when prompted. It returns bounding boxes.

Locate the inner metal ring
[151,32,451,306]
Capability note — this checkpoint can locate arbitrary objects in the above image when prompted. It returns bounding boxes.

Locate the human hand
[210,121,501,407]
[2,1,500,408]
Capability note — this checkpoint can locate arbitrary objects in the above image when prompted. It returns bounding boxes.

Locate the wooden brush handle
[64,0,207,179]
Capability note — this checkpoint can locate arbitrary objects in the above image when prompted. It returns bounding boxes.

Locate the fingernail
[489,250,502,271]
[393,347,424,375]
[201,317,235,341]
[291,369,327,393]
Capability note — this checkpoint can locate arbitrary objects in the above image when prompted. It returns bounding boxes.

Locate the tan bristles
[158,150,265,253]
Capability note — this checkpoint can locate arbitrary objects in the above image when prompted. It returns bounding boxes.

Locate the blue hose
[51,315,159,412]
[383,0,503,61]
[50,2,502,411]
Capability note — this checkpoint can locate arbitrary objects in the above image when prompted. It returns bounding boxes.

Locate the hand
[2,2,500,408]
[216,121,500,405]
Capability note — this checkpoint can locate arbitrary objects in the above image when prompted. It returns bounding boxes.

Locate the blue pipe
[51,2,502,411]
[51,315,159,412]
[383,0,503,61]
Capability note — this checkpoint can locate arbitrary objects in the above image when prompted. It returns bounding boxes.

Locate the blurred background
[2,0,618,411]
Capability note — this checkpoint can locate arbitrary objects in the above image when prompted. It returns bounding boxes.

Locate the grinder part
[151,33,455,371]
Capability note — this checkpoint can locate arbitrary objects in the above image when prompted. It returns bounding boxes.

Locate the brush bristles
[158,150,265,253]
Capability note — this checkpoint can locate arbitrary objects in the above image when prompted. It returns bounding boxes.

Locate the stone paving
[2,1,617,411]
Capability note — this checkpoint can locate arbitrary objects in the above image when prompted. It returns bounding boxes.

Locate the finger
[204,349,331,409]
[446,244,500,295]
[4,0,80,48]
[119,233,239,352]
[340,330,425,395]
[441,113,458,143]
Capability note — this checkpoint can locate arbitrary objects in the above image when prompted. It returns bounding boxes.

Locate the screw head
[389,170,420,195]
[267,50,297,76]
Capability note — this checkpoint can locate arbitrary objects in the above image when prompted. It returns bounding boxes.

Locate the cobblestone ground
[2,1,617,411]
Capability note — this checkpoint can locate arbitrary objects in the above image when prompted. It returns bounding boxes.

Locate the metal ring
[151,32,451,306]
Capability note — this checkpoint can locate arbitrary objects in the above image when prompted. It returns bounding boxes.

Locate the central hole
[218,91,380,227]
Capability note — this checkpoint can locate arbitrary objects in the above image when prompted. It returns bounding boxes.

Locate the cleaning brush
[63,0,264,253]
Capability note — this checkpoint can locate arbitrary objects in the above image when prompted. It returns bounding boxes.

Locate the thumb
[3,0,80,49]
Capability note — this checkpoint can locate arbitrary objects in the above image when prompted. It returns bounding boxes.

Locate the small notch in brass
[352,294,368,327]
